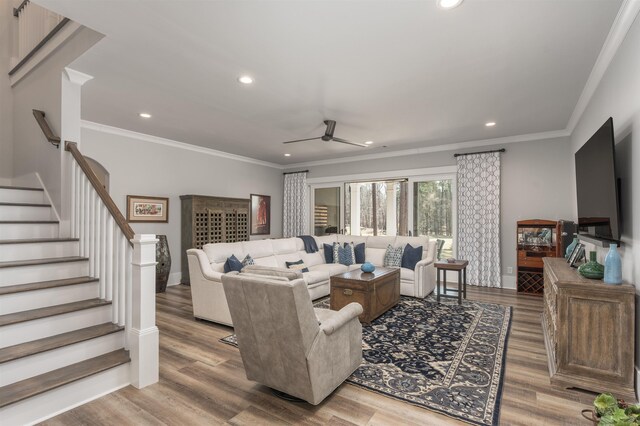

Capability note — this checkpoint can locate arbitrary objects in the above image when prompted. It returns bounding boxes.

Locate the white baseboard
[167,272,182,287]
[502,275,517,290]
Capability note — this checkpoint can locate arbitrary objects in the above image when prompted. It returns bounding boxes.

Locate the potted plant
[581,393,640,425]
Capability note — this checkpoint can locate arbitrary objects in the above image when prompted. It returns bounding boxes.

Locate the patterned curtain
[283,172,309,237]
[457,152,502,287]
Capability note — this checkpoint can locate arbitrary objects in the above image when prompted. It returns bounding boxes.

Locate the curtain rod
[283,170,309,175]
[454,148,505,158]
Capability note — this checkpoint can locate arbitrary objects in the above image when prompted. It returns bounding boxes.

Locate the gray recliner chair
[221,268,363,405]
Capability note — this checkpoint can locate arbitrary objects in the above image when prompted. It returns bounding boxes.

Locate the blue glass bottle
[603,244,622,285]
[565,237,578,259]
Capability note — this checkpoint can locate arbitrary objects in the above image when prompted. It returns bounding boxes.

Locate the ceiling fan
[281,120,367,148]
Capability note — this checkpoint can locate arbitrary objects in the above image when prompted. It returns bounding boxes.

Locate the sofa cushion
[301,251,324,267]
[400,267,415,281]
[401,244,423,270]
[275,252,305,268]
[309,263,348,276]
[253,256,279,267]
[286,259,310,273]
[302,269,329,286]
[334,243,355,266]
[383,245,403,267]
[365,248,386,266]
[323,243,334,263]
[353,243,365,263]
[224,255,243,273]
[366,236,397,249]
[241,265,302,280]
[204,242,244,264]
[242,254,255,266]
[271,238,298,254]
[241,239,274,259]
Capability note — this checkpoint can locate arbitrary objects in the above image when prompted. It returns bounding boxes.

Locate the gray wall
[569,15,640,383]
[11,27,101,211]
[0,1,14,184]
[81,126,284,285]
[293,136,574,287]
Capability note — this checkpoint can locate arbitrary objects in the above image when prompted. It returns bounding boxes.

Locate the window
[413,179,454,259]
[344,180,408,236]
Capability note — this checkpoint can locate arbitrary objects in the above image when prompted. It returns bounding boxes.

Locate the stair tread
[0,276,98,295]
[0,323,123,364]
[0,349,129,408]
[0,256,87,268]
[0,220,58,224]
[0,238,79,244]
[0,298,111,326]
[0,202,50,207]
[0,186,43,191]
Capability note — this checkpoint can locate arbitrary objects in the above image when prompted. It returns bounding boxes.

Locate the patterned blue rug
[221,295,511,425]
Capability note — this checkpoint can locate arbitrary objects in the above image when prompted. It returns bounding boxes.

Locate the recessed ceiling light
[238,75,254,84]
[139,113,151,118]
[438,0,463,9]
[485,122,496,127]
[365,141,373,145]
[284,153,291,157]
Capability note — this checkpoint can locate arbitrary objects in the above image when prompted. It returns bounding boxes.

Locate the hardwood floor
[40,285,603,426]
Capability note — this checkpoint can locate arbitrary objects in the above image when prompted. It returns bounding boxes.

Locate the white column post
[129,234,159,389]
[350,183,361,235]
[386,182,397,236]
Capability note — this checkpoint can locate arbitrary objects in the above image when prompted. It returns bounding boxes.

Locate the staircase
[0,185,131,425]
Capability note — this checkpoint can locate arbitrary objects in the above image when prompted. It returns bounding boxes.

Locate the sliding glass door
[413,178,455,260]
[313,187,341,235]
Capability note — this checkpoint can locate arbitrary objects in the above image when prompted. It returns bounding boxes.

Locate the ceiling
[36,0,622,165]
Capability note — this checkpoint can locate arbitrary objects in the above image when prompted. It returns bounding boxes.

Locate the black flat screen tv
[575,117,620,241]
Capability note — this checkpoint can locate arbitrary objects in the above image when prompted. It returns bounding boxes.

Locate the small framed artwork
[126,195,169,223]
[567,242,580,264]
[250,194,270,235]
[568,243,585,268]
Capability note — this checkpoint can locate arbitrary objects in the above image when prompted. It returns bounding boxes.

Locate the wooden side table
[435,260,469,304]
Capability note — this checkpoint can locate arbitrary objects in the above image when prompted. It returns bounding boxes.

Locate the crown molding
[64,67,94,85]
[80,120,284,169]
[285,129,570,169]
[565,0,640,133]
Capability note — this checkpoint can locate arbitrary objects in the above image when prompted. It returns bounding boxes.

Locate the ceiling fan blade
[282,136,322,144]
[332,137,368,148]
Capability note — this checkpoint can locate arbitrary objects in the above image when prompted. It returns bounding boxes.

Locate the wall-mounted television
[575,117,620,242]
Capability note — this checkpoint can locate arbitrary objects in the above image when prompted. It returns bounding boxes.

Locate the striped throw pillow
[383,245,403,267]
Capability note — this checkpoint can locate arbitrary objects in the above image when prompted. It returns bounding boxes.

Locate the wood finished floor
[40,285,602,426]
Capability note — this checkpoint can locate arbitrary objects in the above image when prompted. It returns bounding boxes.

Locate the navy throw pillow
[286,259,309,273]
[353,242,365,263]
[323,243,334,263]
[224,254,243,273]
[401,244,423,270]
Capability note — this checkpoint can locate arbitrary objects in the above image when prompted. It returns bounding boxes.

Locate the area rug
[220,295,511,426]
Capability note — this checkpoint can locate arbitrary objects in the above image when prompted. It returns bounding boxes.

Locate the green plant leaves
[595,393,619,417]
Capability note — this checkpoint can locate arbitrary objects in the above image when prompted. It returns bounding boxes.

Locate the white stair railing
[66,141,159,389]
[11,0,68,71]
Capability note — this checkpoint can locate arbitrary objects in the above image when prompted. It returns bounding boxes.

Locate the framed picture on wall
[250,194,270,235]
[126,195,169,223]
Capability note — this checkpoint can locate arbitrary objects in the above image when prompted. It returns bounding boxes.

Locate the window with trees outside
[413,180,454,260]
[344,180,408,236]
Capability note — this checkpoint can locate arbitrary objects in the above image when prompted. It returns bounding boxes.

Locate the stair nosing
[0,202,51,207]
[0,238,79,245]
[0,256,88,269]
[0,349,130,408]
[0,220,58,224]
[0,276,98,295]
[0,186,43,191]
[0,322,124,364]
[0,298,112,327]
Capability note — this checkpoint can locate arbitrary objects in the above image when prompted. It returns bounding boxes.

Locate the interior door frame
[308,183,343,235]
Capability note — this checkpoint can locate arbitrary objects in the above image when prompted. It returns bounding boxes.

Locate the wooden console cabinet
[180,195,250,284]
[542,258,636,400]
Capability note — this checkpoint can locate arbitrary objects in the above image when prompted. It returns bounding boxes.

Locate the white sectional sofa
[186,234,437,326]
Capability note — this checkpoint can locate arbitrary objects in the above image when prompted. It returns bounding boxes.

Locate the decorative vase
[603,244,622,285]
[578,251,604,279]
[361,262,375,273]
[156,235,171,293]
[565,237,578,259]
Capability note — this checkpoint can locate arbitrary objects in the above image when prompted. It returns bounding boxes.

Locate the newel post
[129,234,159,388]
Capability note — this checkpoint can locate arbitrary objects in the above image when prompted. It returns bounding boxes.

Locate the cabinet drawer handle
[343,289,353,296]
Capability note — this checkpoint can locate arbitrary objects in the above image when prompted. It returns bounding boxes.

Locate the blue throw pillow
[334,243,354,266]
[286,259,309,273]
[401,244,423,270]
[224,254,243,273]
[353,242,365,263]
[323,243,334,263]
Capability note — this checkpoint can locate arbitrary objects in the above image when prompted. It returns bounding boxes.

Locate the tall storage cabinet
[542,258,635,400]
[517,219,560,295]
[180,195,250,284]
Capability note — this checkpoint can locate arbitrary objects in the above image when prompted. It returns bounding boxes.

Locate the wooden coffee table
[330,267,400,324]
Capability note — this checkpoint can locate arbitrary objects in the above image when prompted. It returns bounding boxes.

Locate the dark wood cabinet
[517,219,561,295]
[542,258,636,400]
[180,195,250,284]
